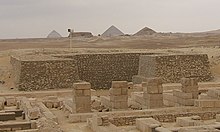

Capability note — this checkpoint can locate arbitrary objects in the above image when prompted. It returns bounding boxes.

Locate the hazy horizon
[1,0,220,39]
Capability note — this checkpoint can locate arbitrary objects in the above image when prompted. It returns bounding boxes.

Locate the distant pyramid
[102,25,124,37]
[134,27,156,36]
[47,30,62,38]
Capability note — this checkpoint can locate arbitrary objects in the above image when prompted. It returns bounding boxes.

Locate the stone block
[173,89,193,99]
[143,93,163,101]
[45,102,53,109]
[176,117,194,127]
[216,114,220,122]
[163,93,177,102]
[207,89,220,99]
[199,93,212,99]
[69,114,80,123]
[144,100,163,109]
[176,97,194,106]
[73,82,91,90]
[147,78,162,86]
[110,95,128,102]
[5,96,16,106]
[109,88,121,95]
[111,81,128,89]
[214,100,220,108]
[120,102,128,109]
[163,100,175,107]
[28,108,40,120]
[142,78,163,94]
[83,89,91,96]
[0,98,5,110]
[136,118,161,132]
[121,87,128,95]
[73,90,83,96]
[194,100,215,108]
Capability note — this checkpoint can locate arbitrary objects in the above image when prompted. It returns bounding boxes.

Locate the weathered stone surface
[138,54,212,83]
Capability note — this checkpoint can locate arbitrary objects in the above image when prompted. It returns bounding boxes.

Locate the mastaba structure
[47,30,62,38]
[102,25,124,37]
[133,27,156,36]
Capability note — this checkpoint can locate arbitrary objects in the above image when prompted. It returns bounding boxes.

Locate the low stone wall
[110,111,220,126]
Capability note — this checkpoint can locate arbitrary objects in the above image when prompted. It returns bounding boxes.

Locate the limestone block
[5,96,16,106]
[176,117,194,127]
[68,114,80,123]
[163,93,177,102]
[147,78,162,86]
[173,89,193,99]
[109,88,122,95]
[144,100,163,109]
[216,114,220,122]
[133,84,143,92]
[142,78,163,94]
[215,100,220,108]
[143,93,163,101]
[199,93,213,99]
[28,108,40,120]
[176,97,194,106]
[73,82,91,90]
[155,127,172,132]
[45,102,53,109]
[111,81,128,89]
[163,100,175,107]
[83,89,91,96]
[121,87,128,95]
[120,102,128,109]
[194,100,215,108]
[136,118,161,132]
[207,89,220,99]
[0,97,5,110]
[110,95,128,102]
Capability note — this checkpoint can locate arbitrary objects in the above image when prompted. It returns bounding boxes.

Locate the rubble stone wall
[138,54,212,83]
[72,53,150,88]
[11,56,79,91]
[11,53,212,91]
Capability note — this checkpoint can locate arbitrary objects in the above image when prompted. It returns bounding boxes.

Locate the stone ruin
[10,49,212,91]
[1,78,220,131]
[4,49,219,131]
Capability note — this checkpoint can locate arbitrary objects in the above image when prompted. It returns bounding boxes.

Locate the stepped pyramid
[102,25,124,37]
[134,27,156,36]
[47,30,62,38]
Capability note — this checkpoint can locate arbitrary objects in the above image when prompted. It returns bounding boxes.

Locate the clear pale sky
[0,0,220,39]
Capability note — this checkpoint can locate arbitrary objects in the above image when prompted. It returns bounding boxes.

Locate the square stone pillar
[180,78,199,98]
[72,82,91,113]
[109,81,128,110]
[142,78,163,109]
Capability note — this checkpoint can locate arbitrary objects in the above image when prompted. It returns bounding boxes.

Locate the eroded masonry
[3,49,220,132]
[11,49,212,91]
